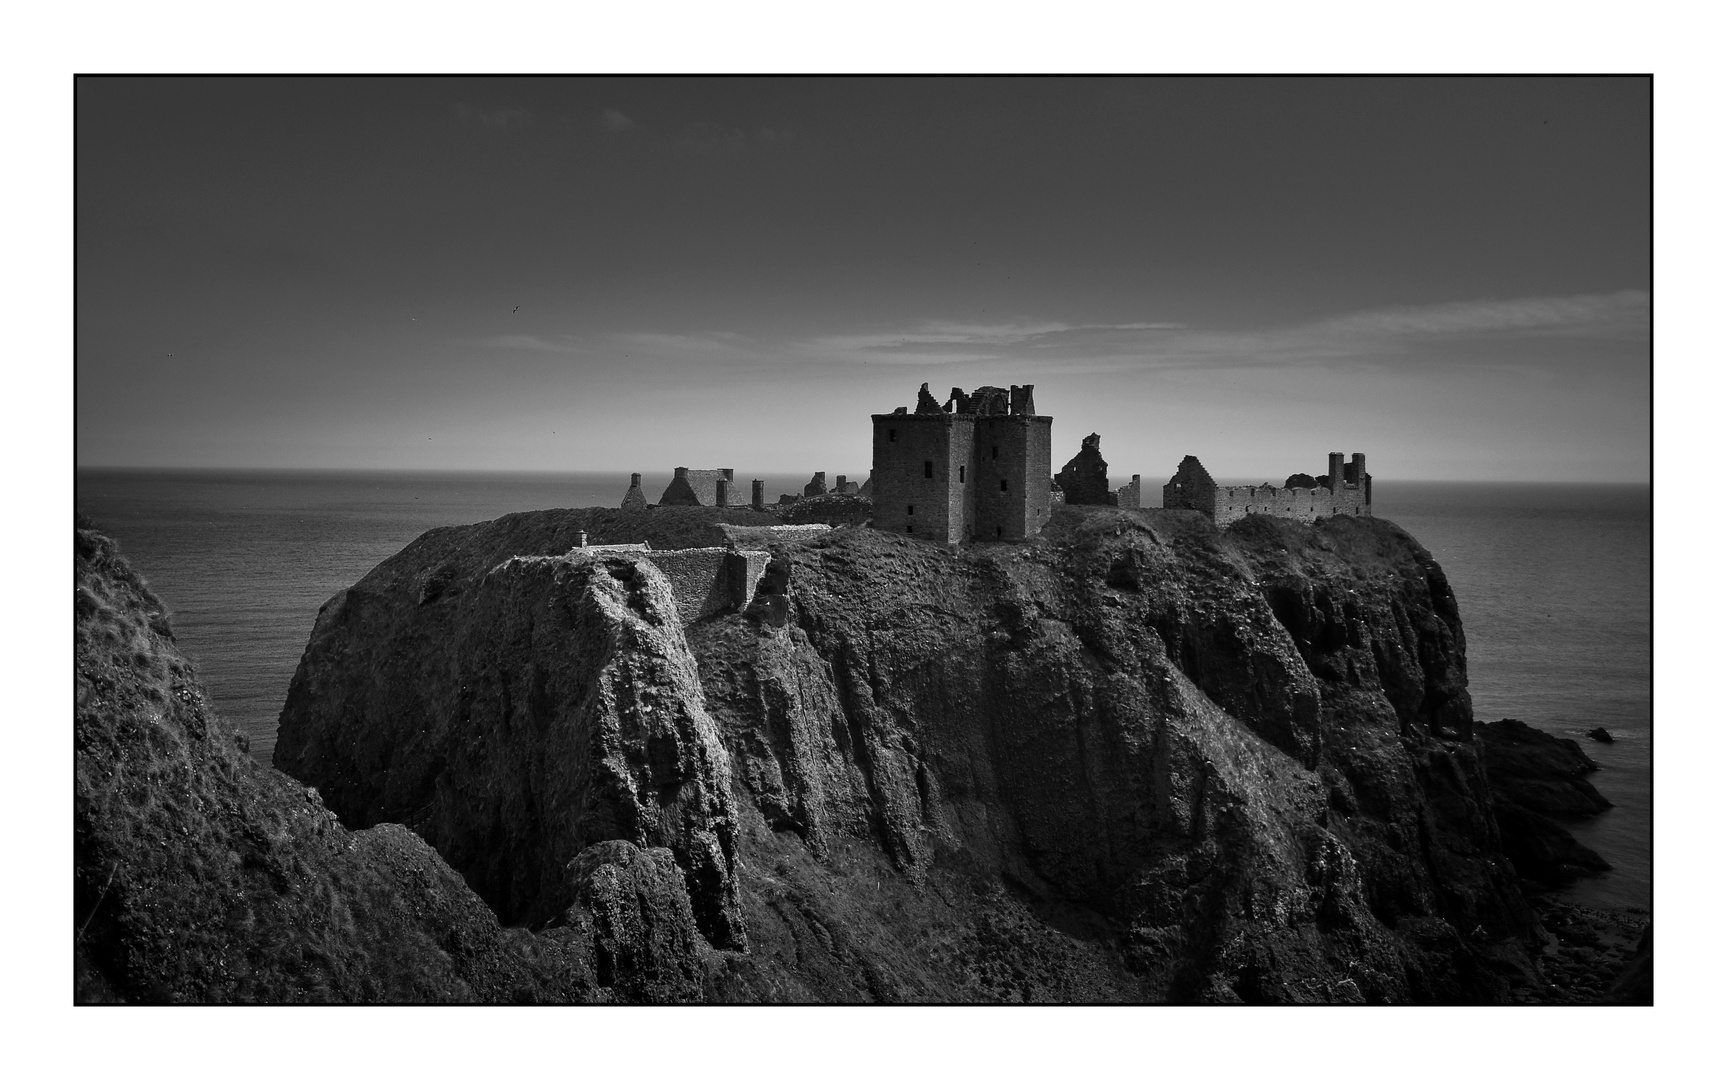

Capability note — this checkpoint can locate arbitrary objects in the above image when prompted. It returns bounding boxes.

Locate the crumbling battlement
[1163,452,1372,526]
[871,382,1051,544]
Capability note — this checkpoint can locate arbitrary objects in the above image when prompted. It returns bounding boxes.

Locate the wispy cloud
[1302,291,1648,339]
[476,334,586,353]
[470,291,1647,381]
[787,292,1649,375]
[600,108,635,132]
[454,103,532,129]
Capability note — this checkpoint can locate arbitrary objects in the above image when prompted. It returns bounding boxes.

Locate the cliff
[74,523,708,1002]
[267,504,1552,1001]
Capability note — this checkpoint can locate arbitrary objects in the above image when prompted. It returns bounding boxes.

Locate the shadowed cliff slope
[273,504,1548,1001]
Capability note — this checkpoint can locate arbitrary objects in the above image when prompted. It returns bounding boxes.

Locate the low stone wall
[1214,484,1370,526]
[717,523,833,548]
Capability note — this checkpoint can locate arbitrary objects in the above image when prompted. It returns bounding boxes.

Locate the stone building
[869,382,1052,544]
[658,467,737,507]
[1115,475,1142,510]
[1055,433,1115,505]
[620,473,649,510]
[1164,452,1372,525]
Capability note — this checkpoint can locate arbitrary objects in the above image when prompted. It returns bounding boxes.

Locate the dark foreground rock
[271,504,1565,1001]
[1473,719,1613,887]
[1514,897,1650,1004]
[1475,719,1612,815]
[74,524,703,1003]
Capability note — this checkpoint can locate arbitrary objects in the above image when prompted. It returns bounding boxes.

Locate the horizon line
[72,464,1653,486]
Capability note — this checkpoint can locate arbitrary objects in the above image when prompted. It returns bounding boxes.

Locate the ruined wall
[567,545,768,626]
[1213,481,1369,526]
[621,473,649,510]
[946,417,978,544]
[871,414,967,544]
[659,468,735,507]
[716,523,833,548]
[871,384,1047,544]
[1115,475,1142,510]
[1166,453,1371,526]
[1056,433,1114,505]
[1162,456,1218,517]
[973,414,1052,541]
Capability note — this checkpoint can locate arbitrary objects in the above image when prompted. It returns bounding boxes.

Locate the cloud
[1304,290,1649,339]
[600,108,635,132]
[454,103,532,129]
[786,292,1648,375]
[476,334,585,353]
[472,290,1647,383]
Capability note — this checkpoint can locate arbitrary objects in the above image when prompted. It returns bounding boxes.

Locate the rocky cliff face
[271,504,1546,1001]
[76,524,639,1002]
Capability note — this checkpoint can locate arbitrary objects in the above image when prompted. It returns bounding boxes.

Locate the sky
[75,76,1651,482]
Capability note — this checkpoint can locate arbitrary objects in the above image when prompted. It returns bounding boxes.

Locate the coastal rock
[558,841,706,1002]
[1474,719,1612,815]
[1603,924,1652,1004]
[1472,718,1612,887]
[270,504,1550,1001]
[276,542,745,946]
[74,524,609,1002]
[1587,726,1614,744]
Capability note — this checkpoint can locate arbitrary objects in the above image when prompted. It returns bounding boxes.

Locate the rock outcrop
[75,525,625,1002]
[275,545,744,946]
[1473,719,1612,887]
[269,503,1560,1001]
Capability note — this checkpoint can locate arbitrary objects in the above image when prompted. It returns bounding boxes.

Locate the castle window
[924,460,933,479]
[906,525,913,533]
[992,445,999,460]
[907,505,914,515]
[1000,479,1008,493]
[959,465,966,483]
[888,428,897,442]
[996,525,1003,538]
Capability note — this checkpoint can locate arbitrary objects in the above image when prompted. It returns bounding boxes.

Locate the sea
[73,471,1652,911]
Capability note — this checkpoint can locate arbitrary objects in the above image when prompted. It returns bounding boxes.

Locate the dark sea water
[73,471,1651,910]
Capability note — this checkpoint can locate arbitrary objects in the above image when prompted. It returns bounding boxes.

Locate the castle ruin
[869,383,1052,544]
[617,384,1370,543]
[1164,452,1372,525]
[658,467,737,507]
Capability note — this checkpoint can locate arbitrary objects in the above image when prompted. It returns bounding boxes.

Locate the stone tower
[869,382,1052,543]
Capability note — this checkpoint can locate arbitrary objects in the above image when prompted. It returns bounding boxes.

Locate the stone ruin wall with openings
[869,383,1049,544]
